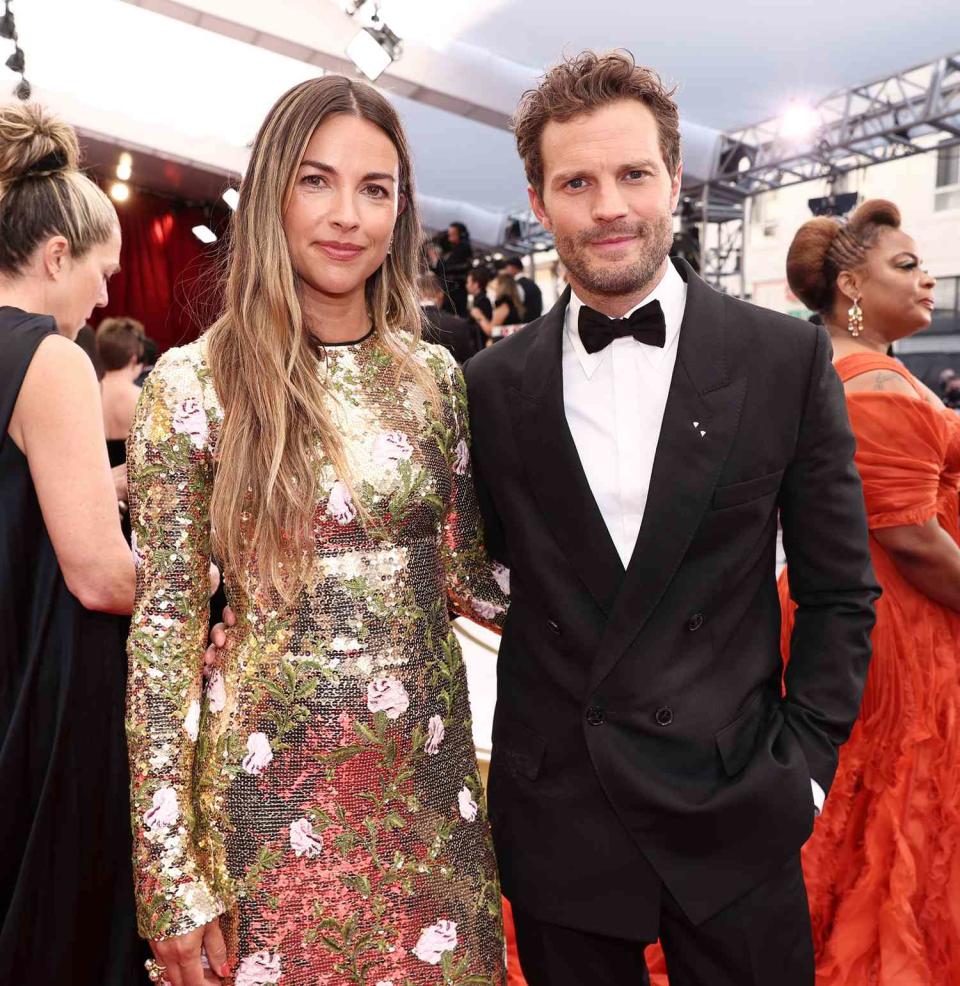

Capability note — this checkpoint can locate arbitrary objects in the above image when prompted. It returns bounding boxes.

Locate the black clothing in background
[516,275,543,320]
[471,294,493,323]
[0,308,145,986]
[494,295,522,327]
[441,242,473,316]
[421,305,482,365]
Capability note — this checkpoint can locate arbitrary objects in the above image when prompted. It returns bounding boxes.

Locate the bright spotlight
[221,187,240,210]
[346,24,401,81]
[116,152,133,181]
[192,224,217,244]
[109,181,130,203]
[780,102,820,141]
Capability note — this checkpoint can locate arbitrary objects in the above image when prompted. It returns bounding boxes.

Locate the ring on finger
[144,958,167,983]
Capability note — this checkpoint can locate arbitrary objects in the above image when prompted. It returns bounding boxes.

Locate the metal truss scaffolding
[688,51,960,296]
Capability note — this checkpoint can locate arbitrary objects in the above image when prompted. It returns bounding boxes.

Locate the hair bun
[786,216,842,314]
[0,102,80,186]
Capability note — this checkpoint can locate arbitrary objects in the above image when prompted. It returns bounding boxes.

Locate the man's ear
[669,161,683,213]
[528,185,553,234]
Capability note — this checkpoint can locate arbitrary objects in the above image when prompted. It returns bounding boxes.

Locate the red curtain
[92,190,221,355]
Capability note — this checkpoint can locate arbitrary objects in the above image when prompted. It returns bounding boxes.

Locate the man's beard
[555,211,674,298]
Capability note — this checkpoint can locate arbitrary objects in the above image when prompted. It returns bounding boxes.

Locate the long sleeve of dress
[431,347,511,632]
[126,348,226,940]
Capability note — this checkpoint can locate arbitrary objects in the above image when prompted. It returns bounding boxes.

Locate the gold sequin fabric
[126,333,510,986]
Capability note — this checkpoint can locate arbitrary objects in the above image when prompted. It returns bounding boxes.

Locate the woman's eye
[302,174,326,188]
[364,185,388,199]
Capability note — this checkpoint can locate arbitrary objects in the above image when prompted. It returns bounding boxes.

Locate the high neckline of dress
[310,326,376,349]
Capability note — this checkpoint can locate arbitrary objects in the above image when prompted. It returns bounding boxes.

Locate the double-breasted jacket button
[547,619,561,635]
[655,707,674,727]
[686,613,705,632]
[585,706,605,726]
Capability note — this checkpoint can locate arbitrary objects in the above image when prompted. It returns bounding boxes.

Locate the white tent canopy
[3,0,958,235]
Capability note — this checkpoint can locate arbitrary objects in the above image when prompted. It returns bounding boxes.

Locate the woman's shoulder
[137,337,221,434]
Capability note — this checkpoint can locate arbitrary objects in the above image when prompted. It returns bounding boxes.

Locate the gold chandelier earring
[847,297,864,337]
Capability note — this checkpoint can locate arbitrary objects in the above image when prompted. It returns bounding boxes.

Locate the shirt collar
[563,259,687,379]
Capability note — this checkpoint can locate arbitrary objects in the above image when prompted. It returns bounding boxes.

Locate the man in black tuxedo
[464,51,879,986]
[503,256,543,320]
[418,271,482,364]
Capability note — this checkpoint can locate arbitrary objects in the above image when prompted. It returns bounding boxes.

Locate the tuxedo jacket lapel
[588,262,747,690]
[515,288,624,614]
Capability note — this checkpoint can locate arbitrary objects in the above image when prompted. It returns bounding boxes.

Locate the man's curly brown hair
[513,50,682,198]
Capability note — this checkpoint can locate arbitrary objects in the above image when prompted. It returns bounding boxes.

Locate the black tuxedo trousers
[463,260,879,943]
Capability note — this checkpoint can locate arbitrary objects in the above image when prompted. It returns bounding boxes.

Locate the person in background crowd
[468,265,494,323]
[0,101,143,986]
[778,199,960,986]
[97,316,144,468]
[135,333,158,386]
[439,220,474,315]
[127,74,509,986]
[419,270,482,363]
[466,50,877,986]
[503,256,543,320]
[471,271,525,339]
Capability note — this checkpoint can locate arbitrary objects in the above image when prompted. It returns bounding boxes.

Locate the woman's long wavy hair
[206,76,435,601]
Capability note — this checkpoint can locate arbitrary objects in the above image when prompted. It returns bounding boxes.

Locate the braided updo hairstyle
[786,199,902,315]
[0,102,116,275]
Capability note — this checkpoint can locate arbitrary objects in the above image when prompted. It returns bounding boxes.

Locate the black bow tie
[578,300,666,354]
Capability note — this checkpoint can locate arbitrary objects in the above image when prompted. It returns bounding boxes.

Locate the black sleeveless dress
[0,308,145,984]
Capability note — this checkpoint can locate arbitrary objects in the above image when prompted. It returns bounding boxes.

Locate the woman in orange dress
[646,199,960,986]
[778,199,960,984]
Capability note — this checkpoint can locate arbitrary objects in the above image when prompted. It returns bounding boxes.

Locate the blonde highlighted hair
[206,75,435,600]
[0,102,116,274]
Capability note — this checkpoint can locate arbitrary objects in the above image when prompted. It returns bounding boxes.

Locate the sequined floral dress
[126,331,510,986]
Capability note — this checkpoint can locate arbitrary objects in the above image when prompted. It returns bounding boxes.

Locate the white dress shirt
[562,260,686,569]
[561,261,825,815]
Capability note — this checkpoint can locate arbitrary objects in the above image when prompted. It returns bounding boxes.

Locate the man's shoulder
[465,318,542,385]
[719,293,822,359]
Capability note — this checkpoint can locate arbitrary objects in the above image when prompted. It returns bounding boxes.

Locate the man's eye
[567,178,586,190]
[627,170,648,180]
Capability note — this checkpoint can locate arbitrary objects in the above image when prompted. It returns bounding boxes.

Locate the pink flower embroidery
[289,817,324,858]
[235,950,281,986]
[426,715,445,756]
[457,786,478,822]
[469,596,504,621]
[171,397,208,449]
[144,786,179,833]
[327,480,357,526]
[130,529,144,569]
[413,920,458,964]
[183,700,200,742]
[242,732,273,775]
[491,562,511,595]
[206,669,226,713]
[372,430,414,469]
[452,438,470,476]
[366,676,410,720]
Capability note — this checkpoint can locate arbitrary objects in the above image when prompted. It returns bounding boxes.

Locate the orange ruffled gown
[647,352,960,986]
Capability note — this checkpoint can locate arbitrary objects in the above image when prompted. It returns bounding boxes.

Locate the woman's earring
[847,297,863,337]
[387,239,393,255]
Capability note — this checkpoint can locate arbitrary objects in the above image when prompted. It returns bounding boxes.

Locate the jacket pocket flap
[712,469,784,510]
[715,690,770,777]
[493,717,547,781]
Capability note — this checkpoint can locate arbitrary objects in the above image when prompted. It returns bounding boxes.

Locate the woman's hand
[203,605,236,678]
[149,917,230,986]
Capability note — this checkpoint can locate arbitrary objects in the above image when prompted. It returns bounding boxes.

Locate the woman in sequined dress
[127,76,510,986]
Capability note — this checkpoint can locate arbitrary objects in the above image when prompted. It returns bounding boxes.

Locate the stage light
[109,181,130,203]
[780,102,820,141]
[493,252,504,261]
[346,22,401,81]
[192,224,217,244]
[221,187,240,210]
[116,152,132,181]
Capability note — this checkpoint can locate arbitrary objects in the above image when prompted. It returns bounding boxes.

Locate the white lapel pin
[693,421,707,438]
